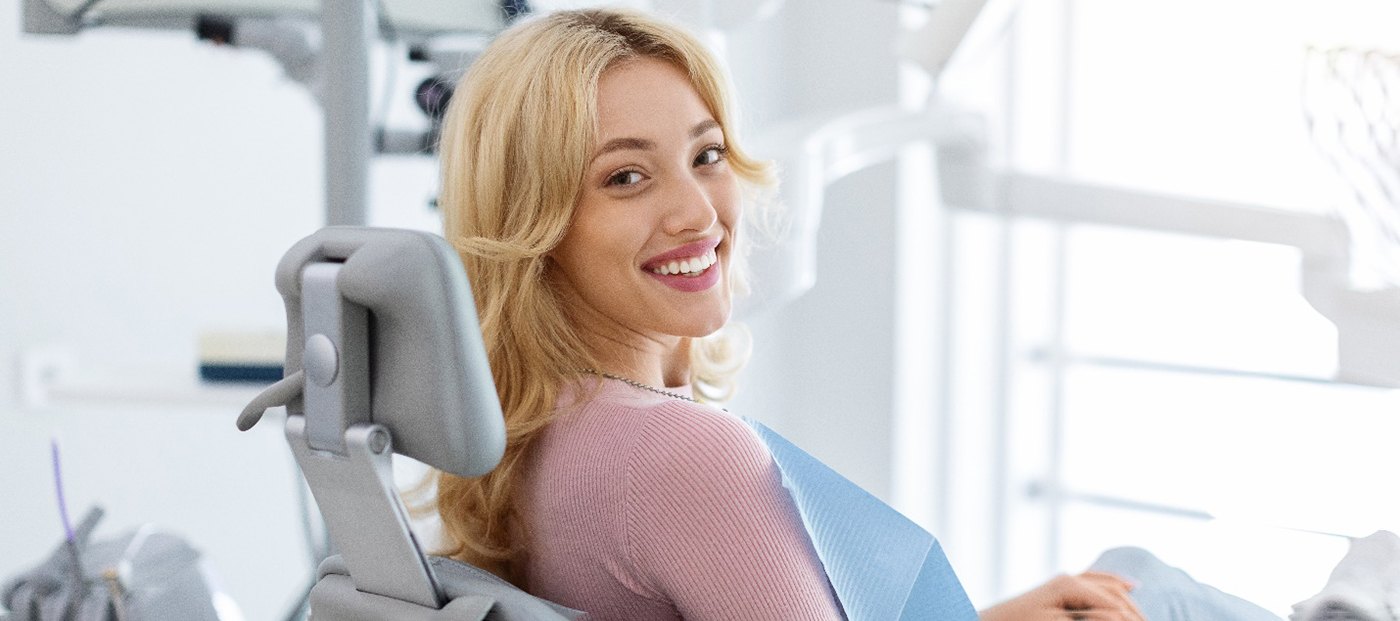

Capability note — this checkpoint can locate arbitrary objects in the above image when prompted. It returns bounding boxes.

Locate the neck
[583,334,691,389]
[660,339,692,387]
[554,278,692,387]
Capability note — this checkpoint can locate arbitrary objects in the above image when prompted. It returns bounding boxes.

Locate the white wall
[0,0,907,617]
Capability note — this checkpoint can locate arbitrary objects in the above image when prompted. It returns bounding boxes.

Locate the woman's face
[550,57,740,353]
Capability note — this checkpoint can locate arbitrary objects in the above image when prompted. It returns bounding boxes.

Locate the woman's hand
[978,571,1146,621]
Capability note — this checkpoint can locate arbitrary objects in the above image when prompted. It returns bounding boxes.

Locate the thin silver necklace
[581,369,697,403]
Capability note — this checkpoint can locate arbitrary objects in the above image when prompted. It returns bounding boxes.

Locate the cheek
[551,221,606,288]
[556,212,641,285]
[714,176,743,231]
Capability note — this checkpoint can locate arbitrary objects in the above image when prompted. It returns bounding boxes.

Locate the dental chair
[237,227,585,621]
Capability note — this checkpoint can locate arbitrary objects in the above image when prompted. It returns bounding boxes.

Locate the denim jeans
[1090,547,1284,621]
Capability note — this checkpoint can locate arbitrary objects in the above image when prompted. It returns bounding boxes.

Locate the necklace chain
[581,369,697,403]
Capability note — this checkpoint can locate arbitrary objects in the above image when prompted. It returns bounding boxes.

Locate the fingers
[1062,611,1140,621]
[1080,570,1138,593]
[1054,572,1147,621]
[1074,571,1142,618]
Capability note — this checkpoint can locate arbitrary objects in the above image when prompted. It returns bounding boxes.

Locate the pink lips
[643,237,721,293]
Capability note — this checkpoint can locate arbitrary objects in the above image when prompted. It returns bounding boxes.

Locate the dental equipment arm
[737,100,990,318]
[896,0,989,81]
[737,0,992,317]
[22,0,512,228]
[23,0,502,37]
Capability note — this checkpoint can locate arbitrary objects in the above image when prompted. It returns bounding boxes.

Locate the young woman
[430,8,1279,621]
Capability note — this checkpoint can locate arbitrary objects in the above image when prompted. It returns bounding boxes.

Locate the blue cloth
[739,420,1276,621]
[1090,547,1283,621]
[743,418,978,621]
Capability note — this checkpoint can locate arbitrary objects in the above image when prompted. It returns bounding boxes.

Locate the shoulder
[638,400,761,449]
[619,403,840,616]
[629,402,774,488]
[548,381,773,490]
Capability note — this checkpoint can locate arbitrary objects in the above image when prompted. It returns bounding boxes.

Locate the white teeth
[651,248,718,275]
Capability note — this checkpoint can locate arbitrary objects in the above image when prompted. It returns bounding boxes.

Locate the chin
[693,311,732,338]
[671,282,732,337]
[668,306,730,339]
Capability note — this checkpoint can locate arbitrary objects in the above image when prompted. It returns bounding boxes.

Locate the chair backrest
[273,226,505,476]
[240,227,582,619]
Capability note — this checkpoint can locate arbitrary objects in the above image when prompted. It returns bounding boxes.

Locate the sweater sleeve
[623,405,845,620]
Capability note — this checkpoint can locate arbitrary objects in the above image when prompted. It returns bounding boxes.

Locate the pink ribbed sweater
[517,378,844,620]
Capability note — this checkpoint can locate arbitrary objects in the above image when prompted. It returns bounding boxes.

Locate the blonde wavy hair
[433,8,773,583]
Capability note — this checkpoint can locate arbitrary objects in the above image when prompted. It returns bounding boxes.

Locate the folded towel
[1291,531,1400,621]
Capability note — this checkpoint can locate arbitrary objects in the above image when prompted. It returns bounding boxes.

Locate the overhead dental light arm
[737,0,992,317]
[896,0,990,83]
[21,0,512,227]
[741,0,1400,387]
[738,101,990,318]
[23,0,503,37]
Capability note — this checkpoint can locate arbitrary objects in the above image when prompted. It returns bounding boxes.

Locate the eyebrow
[690,119,721,139]
[592,119,723,162]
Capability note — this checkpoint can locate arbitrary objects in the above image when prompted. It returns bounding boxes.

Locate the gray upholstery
[272,226,505,477]
[313,557,586,621]
[241,227,584,620]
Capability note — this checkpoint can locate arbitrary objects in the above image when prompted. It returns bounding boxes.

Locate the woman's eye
[606,170,644,186]
[694,146,727,167]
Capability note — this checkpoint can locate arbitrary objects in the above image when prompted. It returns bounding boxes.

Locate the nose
[662,173,718,236]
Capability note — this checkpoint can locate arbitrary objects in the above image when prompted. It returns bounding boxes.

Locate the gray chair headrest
[271,226,505,478]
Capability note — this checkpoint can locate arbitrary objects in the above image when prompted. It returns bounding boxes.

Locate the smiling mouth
[648,248,718,277]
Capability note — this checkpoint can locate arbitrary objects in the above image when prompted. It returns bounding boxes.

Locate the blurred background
[3,0,1400,617]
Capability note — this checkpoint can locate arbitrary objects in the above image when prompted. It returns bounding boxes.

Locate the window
[900,0,1400,611]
